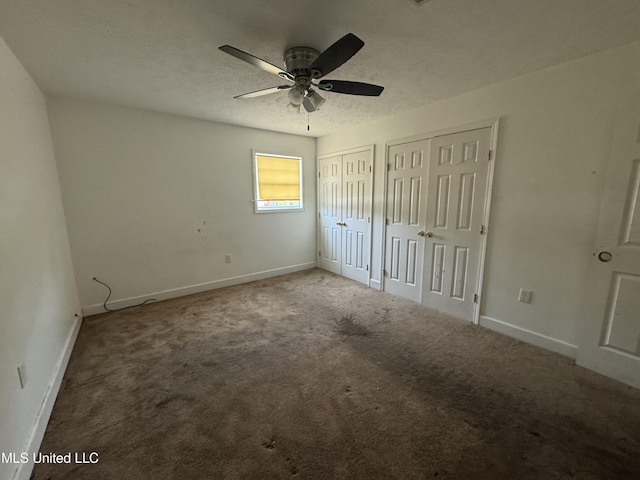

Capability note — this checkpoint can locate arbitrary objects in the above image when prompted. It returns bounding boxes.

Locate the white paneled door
[341,151,372,283]
[318,150,372,285]
[318,156,342,275]
[383,140,430,302]
[384,127,492,321]
[577,91,640,389]
[422,128,492,320]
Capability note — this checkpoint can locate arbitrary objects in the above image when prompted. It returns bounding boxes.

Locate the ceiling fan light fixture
[288,87,304,106]
[307,89,326,110]
[287,102,302,113]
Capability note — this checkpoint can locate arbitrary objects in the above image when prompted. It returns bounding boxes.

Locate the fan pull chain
[307,112,310,131]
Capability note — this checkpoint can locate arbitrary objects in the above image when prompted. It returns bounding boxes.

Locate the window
[253,152,303,212]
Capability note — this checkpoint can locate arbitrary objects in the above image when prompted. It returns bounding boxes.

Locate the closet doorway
[318,147,373,285]
[383,123,497,322]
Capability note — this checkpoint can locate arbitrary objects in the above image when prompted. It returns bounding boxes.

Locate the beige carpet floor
[32,269,640,479]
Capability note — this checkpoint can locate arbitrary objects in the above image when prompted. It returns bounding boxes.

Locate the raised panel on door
[577,89,640,389]
[341,151,371,284]
[384,141,429,302]
[422,128,491,320]
[317,156,342,275]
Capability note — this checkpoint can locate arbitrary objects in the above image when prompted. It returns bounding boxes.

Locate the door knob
[598,251,613,263]
[418,231,433,237]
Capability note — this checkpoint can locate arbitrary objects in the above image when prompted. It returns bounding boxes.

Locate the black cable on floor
[92,277,156,312]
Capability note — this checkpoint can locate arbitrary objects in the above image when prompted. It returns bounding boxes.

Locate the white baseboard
[82,262,317,316]
[479,316,578,359]
[13,315,83,480]
[369,278,381,290]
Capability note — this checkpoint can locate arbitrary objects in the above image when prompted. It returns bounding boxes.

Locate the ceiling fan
[219,33,384,113]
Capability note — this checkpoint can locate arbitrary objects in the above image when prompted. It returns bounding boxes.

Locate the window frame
[252,150,304,214]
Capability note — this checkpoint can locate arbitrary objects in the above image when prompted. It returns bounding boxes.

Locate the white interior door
[577,91,640,389]
[341,151,371,283]
[383,140,430,302]
[318,156,342,275]
[422,128,492,321]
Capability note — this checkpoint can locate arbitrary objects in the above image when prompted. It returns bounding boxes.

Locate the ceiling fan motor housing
[284,47,320,78]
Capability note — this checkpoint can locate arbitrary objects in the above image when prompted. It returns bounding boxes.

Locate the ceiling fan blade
[318,80,384,96]
[234,85,292,99]
[302,97,316,113]
[309,33,364,78]
[219,45,294,82]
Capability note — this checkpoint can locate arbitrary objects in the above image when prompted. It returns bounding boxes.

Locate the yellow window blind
[256,155,301,201]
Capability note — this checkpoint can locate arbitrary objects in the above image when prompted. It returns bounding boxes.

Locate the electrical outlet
[17,363,26,389]
[518,289,532,304]
[224,254,232,264]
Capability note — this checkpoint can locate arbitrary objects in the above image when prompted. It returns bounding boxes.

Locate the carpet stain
[262,438,276,450]
[336,314,370,337]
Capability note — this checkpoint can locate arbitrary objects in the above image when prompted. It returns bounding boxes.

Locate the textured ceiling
[1,0,640,137]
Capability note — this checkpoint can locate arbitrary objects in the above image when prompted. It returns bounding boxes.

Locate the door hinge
[369,165,372,173]
[368,216,371,223]
[385,218,389,225]
[383,269,389,277]
[319,250,321,257]
[480,224,485,235]
[473,293,479,303]
[387,163,391,171]
[366,265,369,271]
[488,150,493,161]
[318,171,321,178]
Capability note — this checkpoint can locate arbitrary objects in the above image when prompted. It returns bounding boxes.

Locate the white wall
[318,41,639,354]
[47,99,317,314]
[0,38,81,480]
